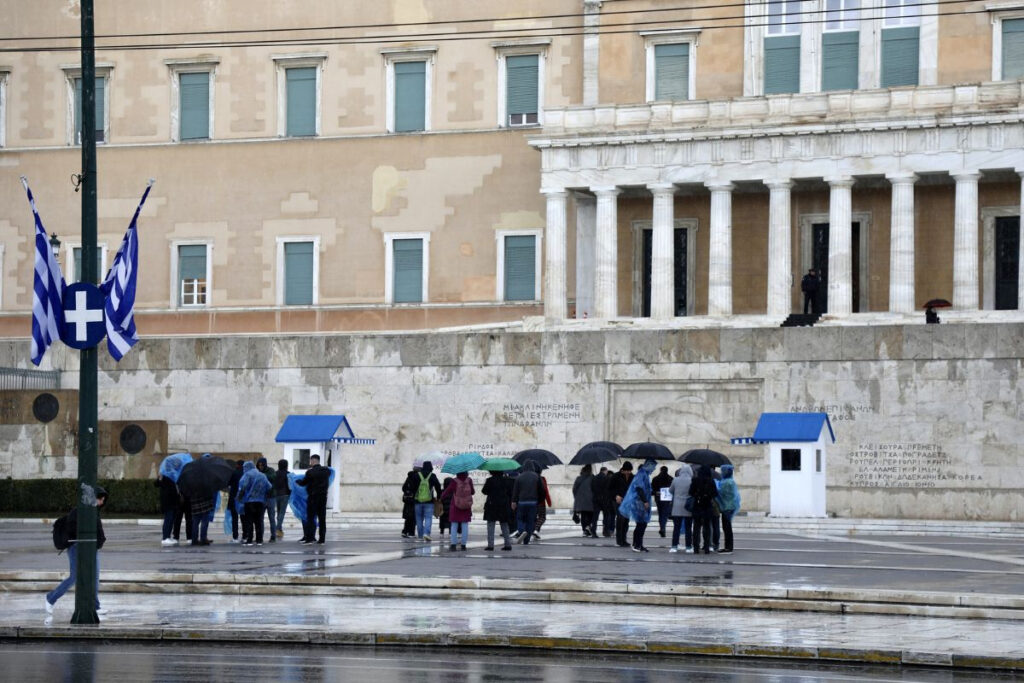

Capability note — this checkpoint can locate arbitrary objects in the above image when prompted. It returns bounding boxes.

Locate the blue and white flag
[101,181,152,361]
[22,177,66,366]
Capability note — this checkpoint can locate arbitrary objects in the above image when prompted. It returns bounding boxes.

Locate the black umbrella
[622,441,676,461]
[679,448,732,467]
[569,443,621,466]
[176,455,236,500]
[513,449,563,468]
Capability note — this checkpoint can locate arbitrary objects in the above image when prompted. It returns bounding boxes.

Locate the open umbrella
[479,457,521,472]
[176,455,236,501]
[623,441,676,461]
[441,451,485,474]
[513,448,563,468]
[679,448,732,467]
[414,451,447,470]
[923,298,952,309]
[569,443,622,466]
[159,453,193,482]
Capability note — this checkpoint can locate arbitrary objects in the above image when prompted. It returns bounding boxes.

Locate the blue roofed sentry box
[275,415,350,443]
[752,412,835,444]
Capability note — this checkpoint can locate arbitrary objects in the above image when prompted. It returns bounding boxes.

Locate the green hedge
[0,478,159,515]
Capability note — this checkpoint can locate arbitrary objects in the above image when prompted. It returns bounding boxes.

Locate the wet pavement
[2,516,1024,672]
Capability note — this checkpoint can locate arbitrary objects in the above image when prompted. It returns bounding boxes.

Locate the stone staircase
[780,312,822,327]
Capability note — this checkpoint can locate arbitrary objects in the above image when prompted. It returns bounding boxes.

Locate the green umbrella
[479,457,521,472]
[441,451,485,474]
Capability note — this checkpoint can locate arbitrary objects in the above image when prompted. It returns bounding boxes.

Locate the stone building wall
[0,322,1021,520]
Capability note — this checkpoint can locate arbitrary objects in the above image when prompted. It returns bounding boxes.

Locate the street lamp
[49,232,61,259]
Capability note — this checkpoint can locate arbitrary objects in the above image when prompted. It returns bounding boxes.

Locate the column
[887,172,917,313]
[542,188,568,319]
[952,171,981,310]
[826,176,854,316]
[648,183,675,319]
[574,192,596,319]
[592,186,620,318]
[1018,172,1024,310]
[707,182,734,316]
[764,179,793,317]
[582,0,602,106]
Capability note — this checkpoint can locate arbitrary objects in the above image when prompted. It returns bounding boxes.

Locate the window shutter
[504,235,536,301]
[284,241,314,305]
[286,67,317,137]
[764,35,801,94]
[394,60,426,132]
[179,72,210,140]
[654,43,689,100]
[506,54,539,117]
[822,31,859,91]
[1003,18,1024,80]
[880,26,919,87]
[179,244,207,281]
[392,239,423,303]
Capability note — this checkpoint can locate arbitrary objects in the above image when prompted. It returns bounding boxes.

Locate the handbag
[433,499,443,518]
[683,496,695,513]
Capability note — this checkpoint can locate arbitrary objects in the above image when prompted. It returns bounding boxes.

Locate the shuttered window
[1003,18,1024,80]
[764,35,800,94]
[394,60,426,132]
[506,54,539,125]
[822,31,859,91]
[178,244,208,306]
[72,247,103,283]
[286,67,316,137]
[179,72,210,140]
[392,239,424,303]
[654,43,689,100]
[74,76,106,144]
[880,26,919,87]
[504,235,536,301]
[284,241,314,306]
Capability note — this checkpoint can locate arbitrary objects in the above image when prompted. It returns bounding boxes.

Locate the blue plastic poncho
[618,461,654,524]
[159,453,193,482]
[288,468,336,525]
[236,461,272,508]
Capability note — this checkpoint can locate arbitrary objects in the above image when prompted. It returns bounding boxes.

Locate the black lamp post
[49,233,61,260]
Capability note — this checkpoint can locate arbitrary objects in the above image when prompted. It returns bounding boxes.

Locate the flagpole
[72,0,100,626]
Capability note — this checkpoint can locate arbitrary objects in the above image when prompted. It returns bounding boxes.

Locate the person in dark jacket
[273,459,290,539]
[45,487,108,618]
[226,460,243,543]
[400,466,417,538]
[689,465,719,554]
[404,461,442,542]
[591,466,614,537]
[295,454,331,544]
[801,268,820,315]
[511,461,543,545]
[156,473,181,546]
[609,462,634,546]
[256,458,277,543]
[438,475,454,539]
[572,465,596,537]
[651,465,674,538]
[482,470,513,551]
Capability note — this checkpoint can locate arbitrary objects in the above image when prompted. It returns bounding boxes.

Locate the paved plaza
[2,515,1023,672]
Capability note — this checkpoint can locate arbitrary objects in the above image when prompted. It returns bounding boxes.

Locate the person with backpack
[689,465,719,554]
[404,460,442,542]
[46,486,108,619]
[441,471,475,551]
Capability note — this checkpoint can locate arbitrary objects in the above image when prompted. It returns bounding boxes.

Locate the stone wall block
[930,325,967,360]
[219,338,249,369]
[720,328,754,362]
[0,341,25,367]
[99,344,138,372]
[322,336,352,369]
[168,338,196,370]
[901,326,935,359]
[785,327,840,361]
[245,338,273,370]
[964,325,999,359]
[270,338,300,368]
[556,331,605,365]
[138,339,170,371]
[194,338,222,369]
[996,323,1024,358]
[603,330,632,364]
[351,336,401,367]
[299,367,333,388]
[752,328,785,362]
[296,336,327,368]
[840,327,875,361]
[684,329,721,362]
[873,326,903,360]
[504,333,542,366]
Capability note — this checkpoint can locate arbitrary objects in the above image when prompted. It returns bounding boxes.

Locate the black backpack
[52,513,71,551]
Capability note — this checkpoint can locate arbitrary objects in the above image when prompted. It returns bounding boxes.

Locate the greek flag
[23,177,66,366]
[101,181,152,361]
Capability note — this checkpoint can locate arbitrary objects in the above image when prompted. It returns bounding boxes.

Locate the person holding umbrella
[511,461,543,545]
[620,459,655,552]
[689,465,719,554]
[592,466,614,537]
[651,465,674,538]
[609,462,633,547]
[668,466,694,553]
[482,469,514,551]
[572,464,596,537]
[441,471,475,551]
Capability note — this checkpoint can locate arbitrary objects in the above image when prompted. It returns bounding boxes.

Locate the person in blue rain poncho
[236,461,272,546]
[618,458,656,552]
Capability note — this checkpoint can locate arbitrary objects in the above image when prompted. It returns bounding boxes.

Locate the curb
[5,625,1023,672]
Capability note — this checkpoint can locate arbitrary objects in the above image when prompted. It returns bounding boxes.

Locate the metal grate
[0,367,61,391]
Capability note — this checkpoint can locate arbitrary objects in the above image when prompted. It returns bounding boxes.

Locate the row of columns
[543,172,1019,320]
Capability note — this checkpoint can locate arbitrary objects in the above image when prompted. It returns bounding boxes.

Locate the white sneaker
[161,538,175,547]
[96,608,108,616]
[669,546,679,553]
[684,547,694,554]
[423,535,431,542]
[44,598,53,615]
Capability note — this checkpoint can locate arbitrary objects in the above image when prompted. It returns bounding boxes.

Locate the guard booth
[274,415,375,511]
[733,412,835,518]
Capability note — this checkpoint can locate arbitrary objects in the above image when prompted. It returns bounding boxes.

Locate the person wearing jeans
[715,464,740,553]
[406,461,442,542]
[46,487,107,617]
[482,471,513,551]
[668,465,694,552]
[511,461,543,545]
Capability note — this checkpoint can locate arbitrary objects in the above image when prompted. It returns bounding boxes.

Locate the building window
[166,60,218,142]
[65,66,111,145]
[384,49,435,133]
[0,70,7,148]
[68,245,107,284]
[999,17,1024,80]
[643,31,700,102]
[385,233,429,304]
[277,237,318,306]
[273,54,325,138]
[764,1,802,94]
[497,231,541,302]
[881,0,920,87]
[175,243,209,307]
[822,0,860,91]
[781,448,802,471]
[495,42,548,128]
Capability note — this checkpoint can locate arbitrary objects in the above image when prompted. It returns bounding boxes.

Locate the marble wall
[1,322,1022,520]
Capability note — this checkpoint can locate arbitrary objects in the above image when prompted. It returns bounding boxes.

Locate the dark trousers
[599,501,615,535]
[516,502,538,543]
[712,514,721,550]
[692,511,713,552]
[181,501,193,540]
[632,521,648,549]
[161,508,178,539]
[243,502,265,543]
[579,511,595,535]
[721,511,734,551]
[304,495,327,542]
[615,513,631,545]
[671,516,693,548]
[656,500,672,534]
[402,515,415,535]
[227,498,239,539]
[803,293,814,314]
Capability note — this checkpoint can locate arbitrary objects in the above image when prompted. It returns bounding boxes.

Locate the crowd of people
[400,458,740,554]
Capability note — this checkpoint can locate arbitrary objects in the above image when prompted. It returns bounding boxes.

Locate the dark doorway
[641,228,688,317]
[995,216,1020,310]
[811,221,861,314]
